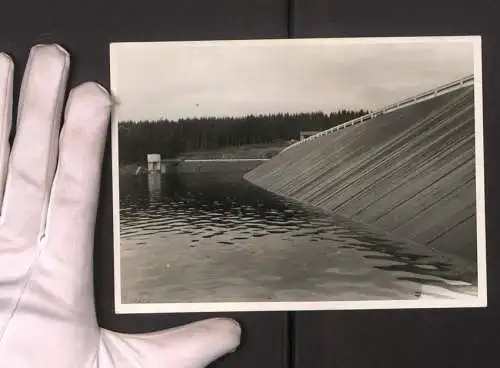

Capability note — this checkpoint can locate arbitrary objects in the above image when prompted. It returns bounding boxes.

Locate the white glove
[0,44,241,367]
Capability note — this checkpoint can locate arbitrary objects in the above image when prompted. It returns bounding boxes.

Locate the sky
[110,37,478,122]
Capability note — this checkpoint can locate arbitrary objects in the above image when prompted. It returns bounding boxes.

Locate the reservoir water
[119,171,478,304]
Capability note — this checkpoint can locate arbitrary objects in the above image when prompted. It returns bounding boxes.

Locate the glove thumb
[99,318,242,367]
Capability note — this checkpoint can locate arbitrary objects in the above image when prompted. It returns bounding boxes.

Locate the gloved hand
[0,44,241,367]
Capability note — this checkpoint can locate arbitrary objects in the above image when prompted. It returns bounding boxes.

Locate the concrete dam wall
[244,85,476,262]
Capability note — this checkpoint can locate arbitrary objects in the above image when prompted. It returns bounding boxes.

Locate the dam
[244,75,478,263]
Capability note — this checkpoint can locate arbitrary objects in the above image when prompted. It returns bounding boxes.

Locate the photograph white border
[110,35,487,314]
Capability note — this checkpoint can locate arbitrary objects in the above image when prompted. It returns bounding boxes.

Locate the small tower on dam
[147,154,162,172]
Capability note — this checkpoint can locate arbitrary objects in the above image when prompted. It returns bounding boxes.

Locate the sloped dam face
[244,86,476,262]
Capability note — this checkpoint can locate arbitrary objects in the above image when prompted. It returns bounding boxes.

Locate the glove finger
[0,44,69,248]
[99,318,241,367]
[38,82,111,310]
[0,53,13,210]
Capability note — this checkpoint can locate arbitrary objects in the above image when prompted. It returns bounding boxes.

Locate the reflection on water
[120,172,478,304]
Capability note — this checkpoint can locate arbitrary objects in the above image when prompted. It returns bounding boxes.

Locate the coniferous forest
[118,110,369,164]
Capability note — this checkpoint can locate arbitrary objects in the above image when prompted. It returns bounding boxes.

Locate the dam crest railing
[283,74,474,152]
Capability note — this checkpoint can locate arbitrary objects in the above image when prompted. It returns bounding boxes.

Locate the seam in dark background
[287,0,296,38]
[286,1,295,365]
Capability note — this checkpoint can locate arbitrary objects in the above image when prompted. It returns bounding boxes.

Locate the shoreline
[119,142,289,175]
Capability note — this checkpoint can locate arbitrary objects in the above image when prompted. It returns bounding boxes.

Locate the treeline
[118,110,369,164]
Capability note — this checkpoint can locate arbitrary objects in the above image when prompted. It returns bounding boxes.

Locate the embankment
[119,142,286,175]
[167,159,267,176]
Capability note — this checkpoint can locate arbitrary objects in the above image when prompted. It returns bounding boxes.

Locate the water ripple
[119,172,477,304]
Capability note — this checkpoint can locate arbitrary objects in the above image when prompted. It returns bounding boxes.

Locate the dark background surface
[0,1,498,367]
[0,2,291,367]
[291,2,500,367]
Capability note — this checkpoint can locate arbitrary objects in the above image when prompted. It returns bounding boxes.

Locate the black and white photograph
[110,36,486,313]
